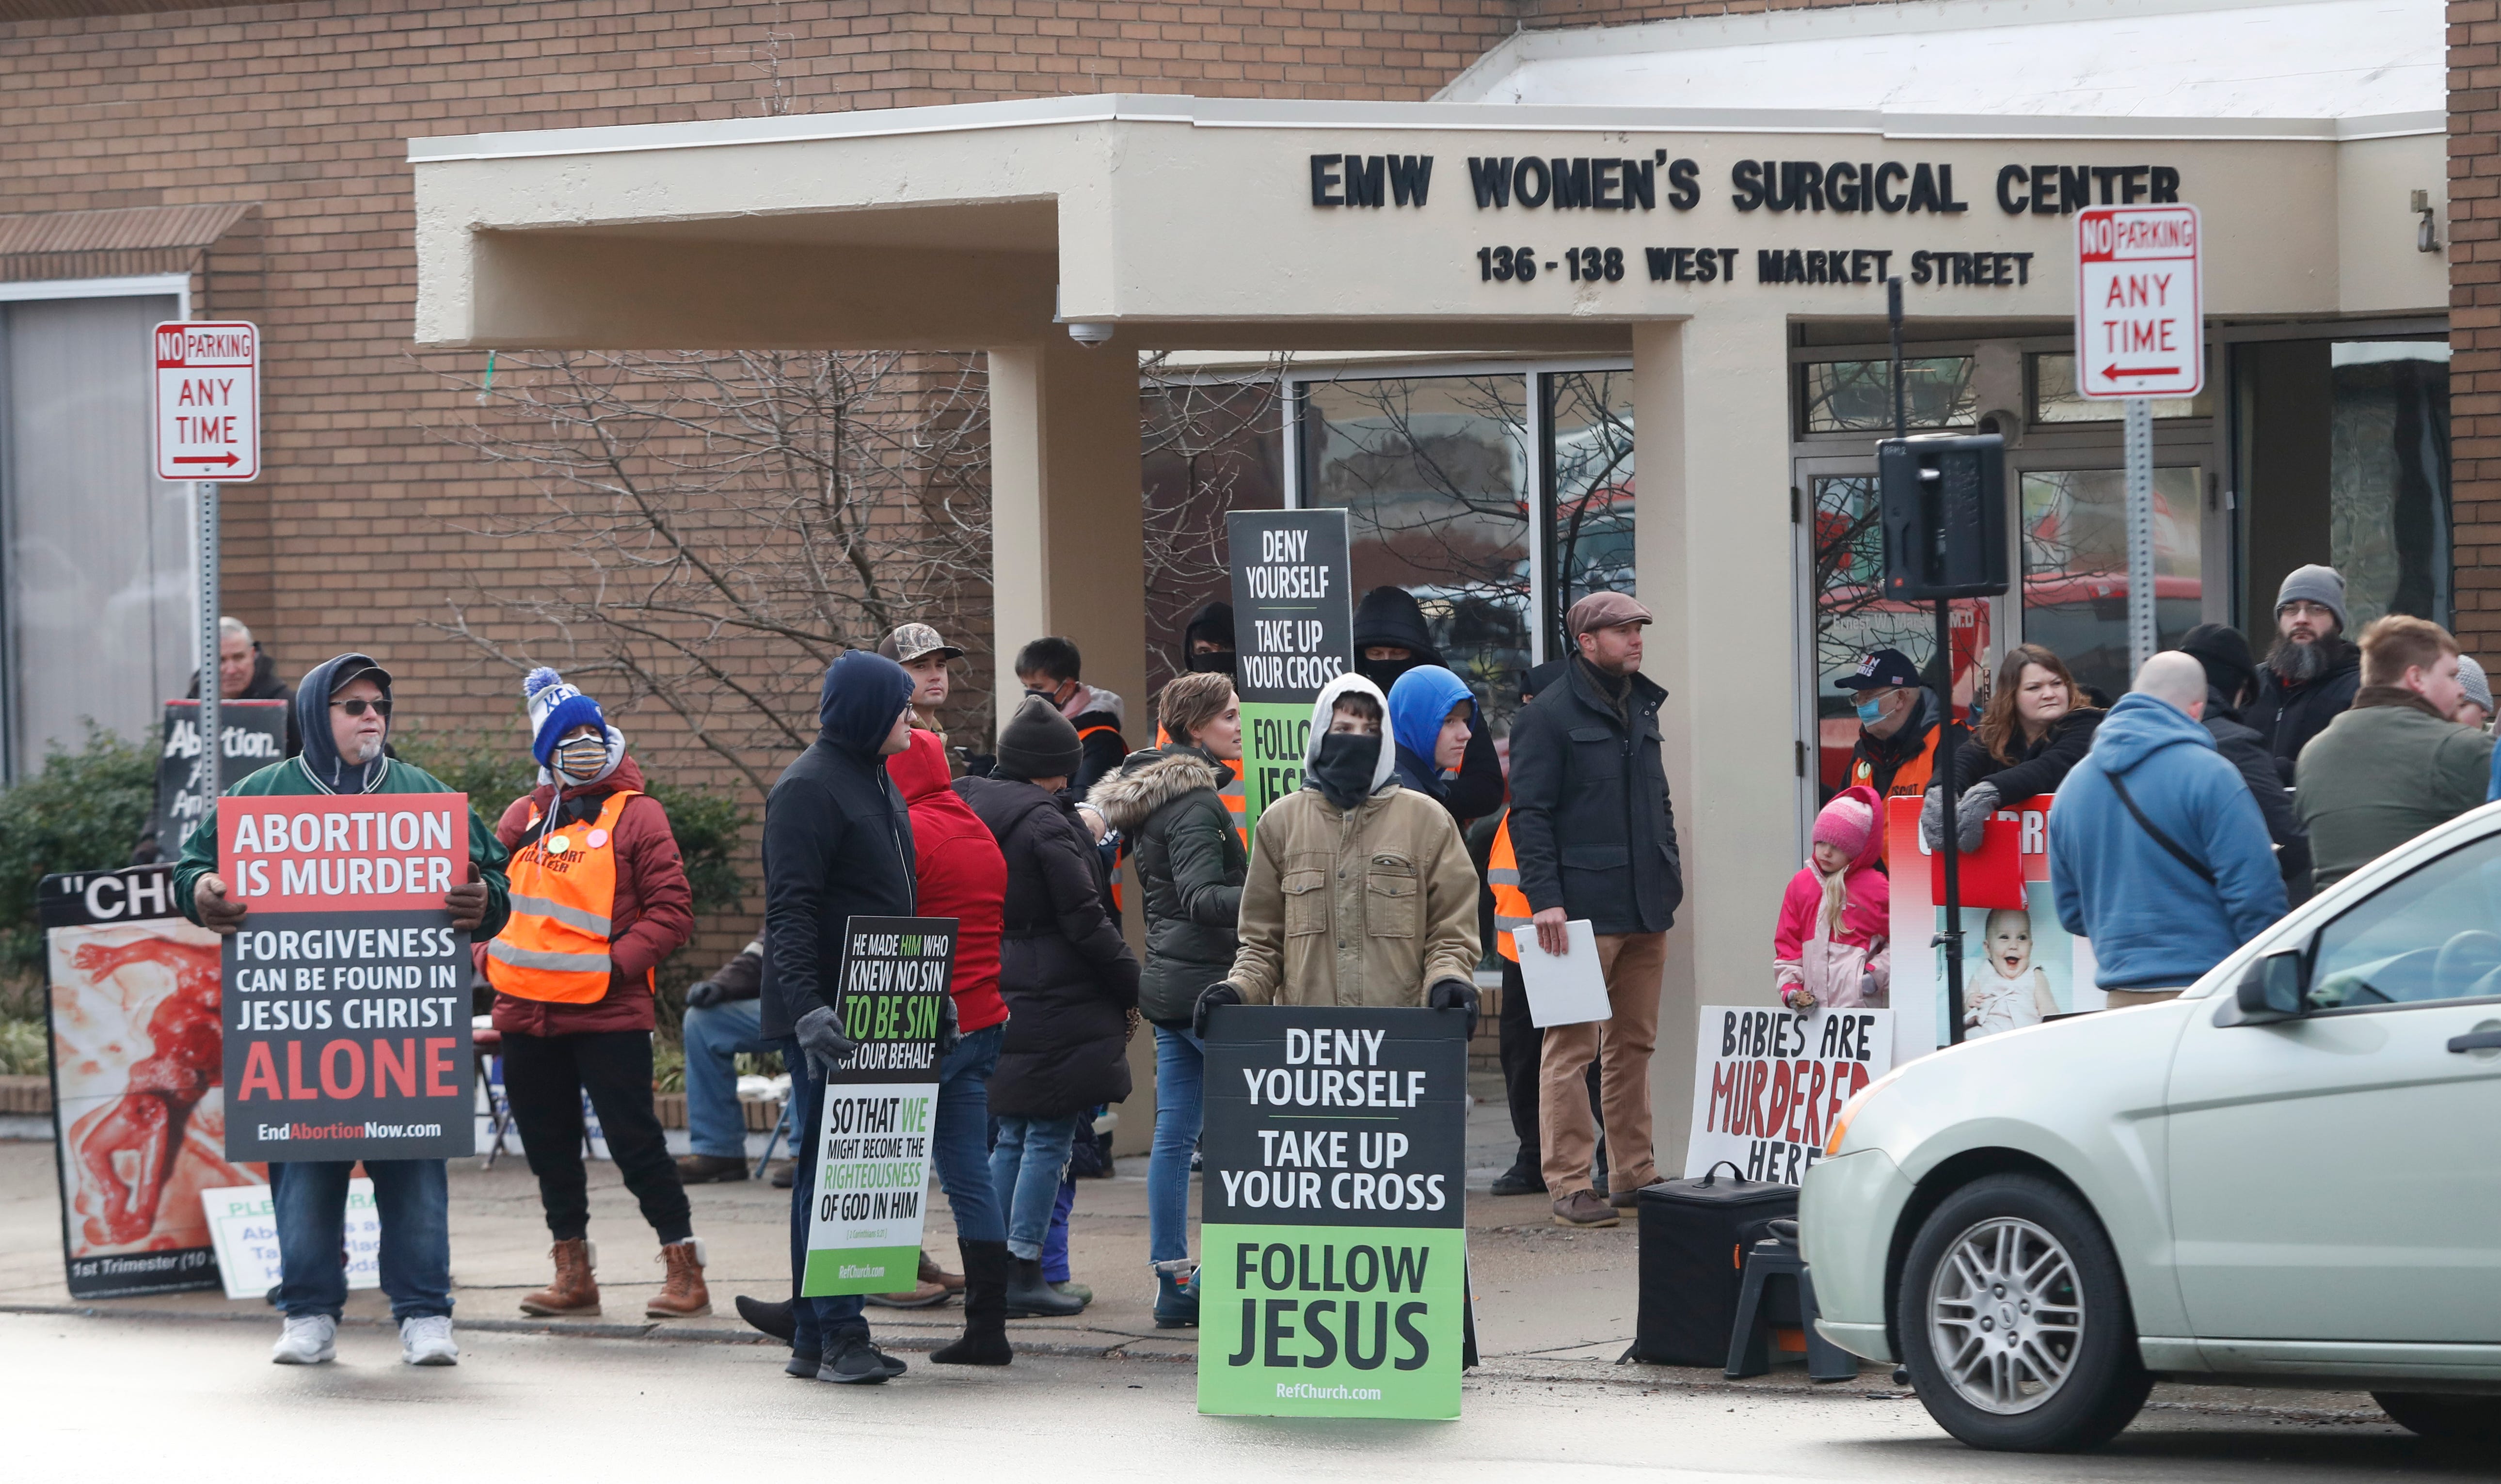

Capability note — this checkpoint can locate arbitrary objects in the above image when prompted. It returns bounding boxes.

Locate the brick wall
[2453,0,2499,654]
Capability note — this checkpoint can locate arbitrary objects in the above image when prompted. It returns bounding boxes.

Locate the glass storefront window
[1300,376,1532,730]
[2328,342,2450,630]
[1544,370,1635,655]
[2019,466,2202,702]
[2031,352,2211,422]
[1808,474,1987,795]
[1800,357,1975,434]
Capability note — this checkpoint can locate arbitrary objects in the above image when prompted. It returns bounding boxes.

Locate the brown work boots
[647,1239,711,1319]
[520,1238,601,1316]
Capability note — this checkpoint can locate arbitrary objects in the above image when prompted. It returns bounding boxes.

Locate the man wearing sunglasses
[171,652,512,1369]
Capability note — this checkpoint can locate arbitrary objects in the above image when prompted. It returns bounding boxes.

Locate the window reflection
[2031,352,2211,422]
[1808,474,1986,795]
[1800,358,1975,434]
[1545,370,1636,653]
[2019,467,2202,703]
[2330,342,2450,630]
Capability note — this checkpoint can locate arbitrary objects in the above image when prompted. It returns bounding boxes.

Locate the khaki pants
[1537,931,1667,1198]
[2103,987,2184,1009]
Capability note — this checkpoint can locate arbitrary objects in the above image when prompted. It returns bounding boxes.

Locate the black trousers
[503,1028,693,1246]
[1497,959,1604,1171]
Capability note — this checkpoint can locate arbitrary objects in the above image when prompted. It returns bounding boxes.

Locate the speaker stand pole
[1889,278,1967,1046]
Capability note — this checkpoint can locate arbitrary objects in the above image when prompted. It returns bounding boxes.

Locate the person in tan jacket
[1194,675,1481,1031]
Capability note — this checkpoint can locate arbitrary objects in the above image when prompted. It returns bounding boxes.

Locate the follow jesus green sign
[1196,1007,1469,1419]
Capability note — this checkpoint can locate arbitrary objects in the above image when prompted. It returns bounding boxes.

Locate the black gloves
[793,1005,860,1081]
[685,978,725,1011]
[936,990,960,1058]
[1193,982,1243,1040]
[1426,978,1480,1039]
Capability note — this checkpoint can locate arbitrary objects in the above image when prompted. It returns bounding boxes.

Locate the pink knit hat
[1812,791,1875,856]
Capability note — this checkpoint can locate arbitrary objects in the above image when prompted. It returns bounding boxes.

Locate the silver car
[1802,802,2501,1451]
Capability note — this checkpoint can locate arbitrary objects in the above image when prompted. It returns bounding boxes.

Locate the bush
[0,726,155,992]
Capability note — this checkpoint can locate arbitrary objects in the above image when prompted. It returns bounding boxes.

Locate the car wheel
[2373,1392,2501,1444]
[1896,1173,2151,1452]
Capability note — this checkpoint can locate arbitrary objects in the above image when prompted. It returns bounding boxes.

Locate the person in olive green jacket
[1195,675,1481,1031]
[171,651,510,1371]
[2295,616,2496,890]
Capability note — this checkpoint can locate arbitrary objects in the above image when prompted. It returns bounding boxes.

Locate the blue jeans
[989,1114,1080,1261]
[783,1036,867,1356]
[932,1024,1005,1244]
[275,1158,450,1322]
[682,999,773,1158]
[1147,1025,1205,1269]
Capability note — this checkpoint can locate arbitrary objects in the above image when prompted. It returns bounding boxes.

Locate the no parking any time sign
[153,320,260,480]
[2074,205,2202,399]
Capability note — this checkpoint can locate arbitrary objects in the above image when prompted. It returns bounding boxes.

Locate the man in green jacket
[2296,616,2495,890]
[172,652,511,1370]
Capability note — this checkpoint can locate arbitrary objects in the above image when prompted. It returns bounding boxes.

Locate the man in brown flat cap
[1503,591,1683,1229]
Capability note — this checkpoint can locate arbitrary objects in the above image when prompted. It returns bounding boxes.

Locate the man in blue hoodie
[2051,652,2288,1007]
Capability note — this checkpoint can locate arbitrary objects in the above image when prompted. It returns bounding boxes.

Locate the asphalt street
[5,1313,2486,1483]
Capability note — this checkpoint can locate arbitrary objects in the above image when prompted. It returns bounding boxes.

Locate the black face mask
[1185,651,1237,675]
[1308,732,1381,810]
[1356,656,1417,691]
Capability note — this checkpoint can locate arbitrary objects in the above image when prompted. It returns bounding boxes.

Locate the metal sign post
[2123,396,2156,676]
[154,321,261,784]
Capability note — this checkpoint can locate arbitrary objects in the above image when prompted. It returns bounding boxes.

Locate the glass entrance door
[2017,465,2204,705]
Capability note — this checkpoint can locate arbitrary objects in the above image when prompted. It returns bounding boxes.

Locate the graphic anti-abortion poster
[153,698,289,860]
[41,865,254,1298]
[217,794,473,1163]
[801,916,953,1297]
[1226,510,1353,850]
[1684,1004,1894,1187]
[1198,1005,1469,1420]
[1884,795,2100,1062]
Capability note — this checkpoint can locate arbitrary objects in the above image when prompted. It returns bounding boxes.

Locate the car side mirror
[2231,949,2307,1024]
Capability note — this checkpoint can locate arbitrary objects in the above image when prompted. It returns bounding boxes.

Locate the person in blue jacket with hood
[1386,663,1504,825]
[2050,652,2288,1007]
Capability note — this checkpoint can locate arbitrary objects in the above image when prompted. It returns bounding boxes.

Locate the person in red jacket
[484,669,701,1322]
[885,727,1019,1366]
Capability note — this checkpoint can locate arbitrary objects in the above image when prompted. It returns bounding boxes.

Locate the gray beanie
[2274,564,2348,632]
[995,694,1083,780]
[2460,655,2493,715]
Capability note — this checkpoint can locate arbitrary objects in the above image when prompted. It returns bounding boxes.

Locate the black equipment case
[1629,1164,1799,1366]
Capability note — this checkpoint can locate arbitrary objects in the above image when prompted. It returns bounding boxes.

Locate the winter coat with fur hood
[1225,676,1481,1010]
[1086,742,1246,1026]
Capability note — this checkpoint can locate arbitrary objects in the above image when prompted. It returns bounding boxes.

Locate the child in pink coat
[1775,785,1891,1011]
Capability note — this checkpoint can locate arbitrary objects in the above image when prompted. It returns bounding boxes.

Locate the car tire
[2373,1392,2501,1444]
[1896,1172,2151,1452]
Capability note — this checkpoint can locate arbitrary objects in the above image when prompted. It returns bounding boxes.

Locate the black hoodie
[1351,585,1444,690]
[759,650,919,1040]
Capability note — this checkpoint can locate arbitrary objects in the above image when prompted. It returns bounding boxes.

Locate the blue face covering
[1854,694,1888,726]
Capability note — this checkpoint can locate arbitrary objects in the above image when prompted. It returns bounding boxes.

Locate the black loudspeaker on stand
[1877,278,2008,1044]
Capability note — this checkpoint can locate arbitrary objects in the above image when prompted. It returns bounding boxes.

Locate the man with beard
[2245,565,2361,783]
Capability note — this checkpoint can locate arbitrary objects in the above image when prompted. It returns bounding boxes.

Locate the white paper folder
[1510,918,1610,1027]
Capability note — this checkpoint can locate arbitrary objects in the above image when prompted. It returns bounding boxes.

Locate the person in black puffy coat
[1925,644,2103,852]
[955,695,1140,1320]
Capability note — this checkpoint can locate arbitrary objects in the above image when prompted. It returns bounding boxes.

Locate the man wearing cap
[1505,592,1682,1229]
[1837,647,1967,828]
[172,653,512,1369]
[880,622,966,747]
[2245,564,2362,783]
[2455,655,2492,731]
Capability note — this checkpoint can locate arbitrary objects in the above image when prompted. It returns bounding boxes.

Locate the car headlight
[1824,1063,1908,1156]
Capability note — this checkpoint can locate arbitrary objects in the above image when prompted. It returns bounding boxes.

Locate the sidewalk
[0,1072,1644,1368]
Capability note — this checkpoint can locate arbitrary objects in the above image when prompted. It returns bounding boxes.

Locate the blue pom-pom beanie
[523,666,606,765]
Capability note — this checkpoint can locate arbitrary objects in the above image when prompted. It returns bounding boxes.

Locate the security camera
[1066,322,1115,348]
[1976,408,2025,450]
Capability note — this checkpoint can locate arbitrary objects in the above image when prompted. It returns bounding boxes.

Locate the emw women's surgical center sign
[217,796,472,1163]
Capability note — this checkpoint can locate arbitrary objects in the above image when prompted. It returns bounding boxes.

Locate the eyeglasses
[330,698,393,718]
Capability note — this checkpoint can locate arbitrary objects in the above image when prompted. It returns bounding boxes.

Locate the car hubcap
[1927,1216,2084,1414]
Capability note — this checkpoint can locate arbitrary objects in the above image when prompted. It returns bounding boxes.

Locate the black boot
[931,1238,1012,1366]
[1003,1255,1084,1319]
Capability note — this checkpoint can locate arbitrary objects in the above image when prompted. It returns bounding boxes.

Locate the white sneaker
[399,1315,459,1366]
[271,1314,337,1365]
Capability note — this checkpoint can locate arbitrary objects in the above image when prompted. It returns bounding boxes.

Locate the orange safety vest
[1486,809,1531,964]
[486,790,644,1004]
[1849,722,1943,801]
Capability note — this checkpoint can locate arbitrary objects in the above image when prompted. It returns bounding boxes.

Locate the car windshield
[2305,833,2501,1010]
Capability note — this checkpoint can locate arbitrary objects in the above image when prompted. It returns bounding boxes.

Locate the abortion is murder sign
[1197,1005,1468,1420]
[217,795,473,1163]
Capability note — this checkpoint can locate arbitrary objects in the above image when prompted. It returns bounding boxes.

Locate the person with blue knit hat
[483,667,702,1326]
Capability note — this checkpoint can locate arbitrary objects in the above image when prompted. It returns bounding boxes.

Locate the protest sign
[152,698,289,860]
[40,865,246,1299]
[802,916,954,1297]
[1197,1005,1468,1420]
[1684,1004,1894,1187]
[1884,794,2100,1060]
[216,794,473,1163]
[1226,510,1353,846]
[202,1179,379,1300]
